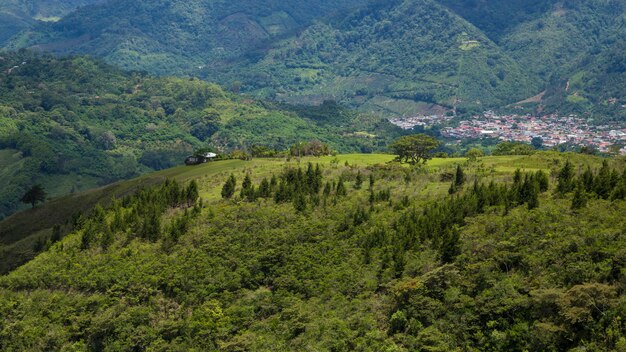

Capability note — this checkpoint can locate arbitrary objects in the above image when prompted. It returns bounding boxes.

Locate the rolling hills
[0,52,400,219]
[0,151,625,350]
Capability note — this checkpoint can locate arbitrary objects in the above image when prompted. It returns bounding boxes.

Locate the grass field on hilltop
[0,151,615,275]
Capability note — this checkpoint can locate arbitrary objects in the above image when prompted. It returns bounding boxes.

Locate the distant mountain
[0,0,103,44]
[3,0,626,119]
[6,0,365,75]
[234,0,538,116]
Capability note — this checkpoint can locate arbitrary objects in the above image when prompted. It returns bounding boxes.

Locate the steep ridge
[6,0,366,76]
[238,0,538,115]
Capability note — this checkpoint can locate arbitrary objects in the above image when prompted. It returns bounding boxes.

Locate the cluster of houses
[437,112,626,154]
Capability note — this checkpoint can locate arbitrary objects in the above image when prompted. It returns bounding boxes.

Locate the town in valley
[390,111,626,155]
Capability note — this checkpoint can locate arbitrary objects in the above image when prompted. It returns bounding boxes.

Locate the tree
[556,160,575,194]
[465,148,484,162]
[221,174,236,199]
[454,165,465,187]
[389,134,440,165]
[240,174,253,199]
[571,182,588,211]
[336,178,347,197]
[531,136,544,149]
[185,180,199,207]
[21,185,46,208]
[354,171,363,190]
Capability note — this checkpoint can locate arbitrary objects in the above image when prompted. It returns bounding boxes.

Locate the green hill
[0,0,103,44]
[5,0,626,118]
[5,0,365,76]
[0,52,399,219]
[237,0,538,115]
[1,151,625,350]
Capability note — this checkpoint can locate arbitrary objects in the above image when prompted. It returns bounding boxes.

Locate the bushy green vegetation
[0,152,625,350]
[0,52,399,218]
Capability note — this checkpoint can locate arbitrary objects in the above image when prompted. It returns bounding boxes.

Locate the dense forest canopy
[0,152,625,350]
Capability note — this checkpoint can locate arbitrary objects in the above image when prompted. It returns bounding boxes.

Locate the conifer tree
[582,166,594,192]
[535,170,549,192]
[527,178,540,210]
[240,174,252,199]
[454,165,465,187]
[594,160,612,199]
[221,174,236,199]
[258,178,271,198]
[354,171,363,190]
[336,178,347,197]
[293,192,307,213]
[556,160,575,194]
[448,182,457,195]
[269,174,278,191]
[323,182,332,197]
[571,182,588,211]
[186,180,199,207]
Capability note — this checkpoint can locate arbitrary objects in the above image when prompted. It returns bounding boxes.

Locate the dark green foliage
[293,192,307,213]
[185,180,199,207]
[556,160,575,194]
[240,174,253,200]
[454,165,465,187]
[336,178,347,197]
[0,52,395,218]
[257,178,271,198]
[390,134,440,165]
[221,174,237,199]
[1,155,625,351]
[571,182,588,211]
[20,185,46,209]
[354,171,363,190]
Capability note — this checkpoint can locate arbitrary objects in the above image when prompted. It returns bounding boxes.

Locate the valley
[0,1,625,350]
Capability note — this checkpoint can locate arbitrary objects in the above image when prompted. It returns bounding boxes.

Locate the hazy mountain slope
[437,0,558,42]
[543,34,626,121]
[6,0,365,76]
[239,0,538,115]
[501,0,625,83]
[0,52,396,218]
[0,0,103,44]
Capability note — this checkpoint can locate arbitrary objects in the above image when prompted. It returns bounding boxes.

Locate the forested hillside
[0,52,398,218]
[5,0,364,75]
[1,152,625,350]
[5,0,626,118]
[0,0,103,45]
[239,0,537,115]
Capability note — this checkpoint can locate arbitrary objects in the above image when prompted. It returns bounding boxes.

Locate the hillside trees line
[77,179,201,251]
[222,163,352,212]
